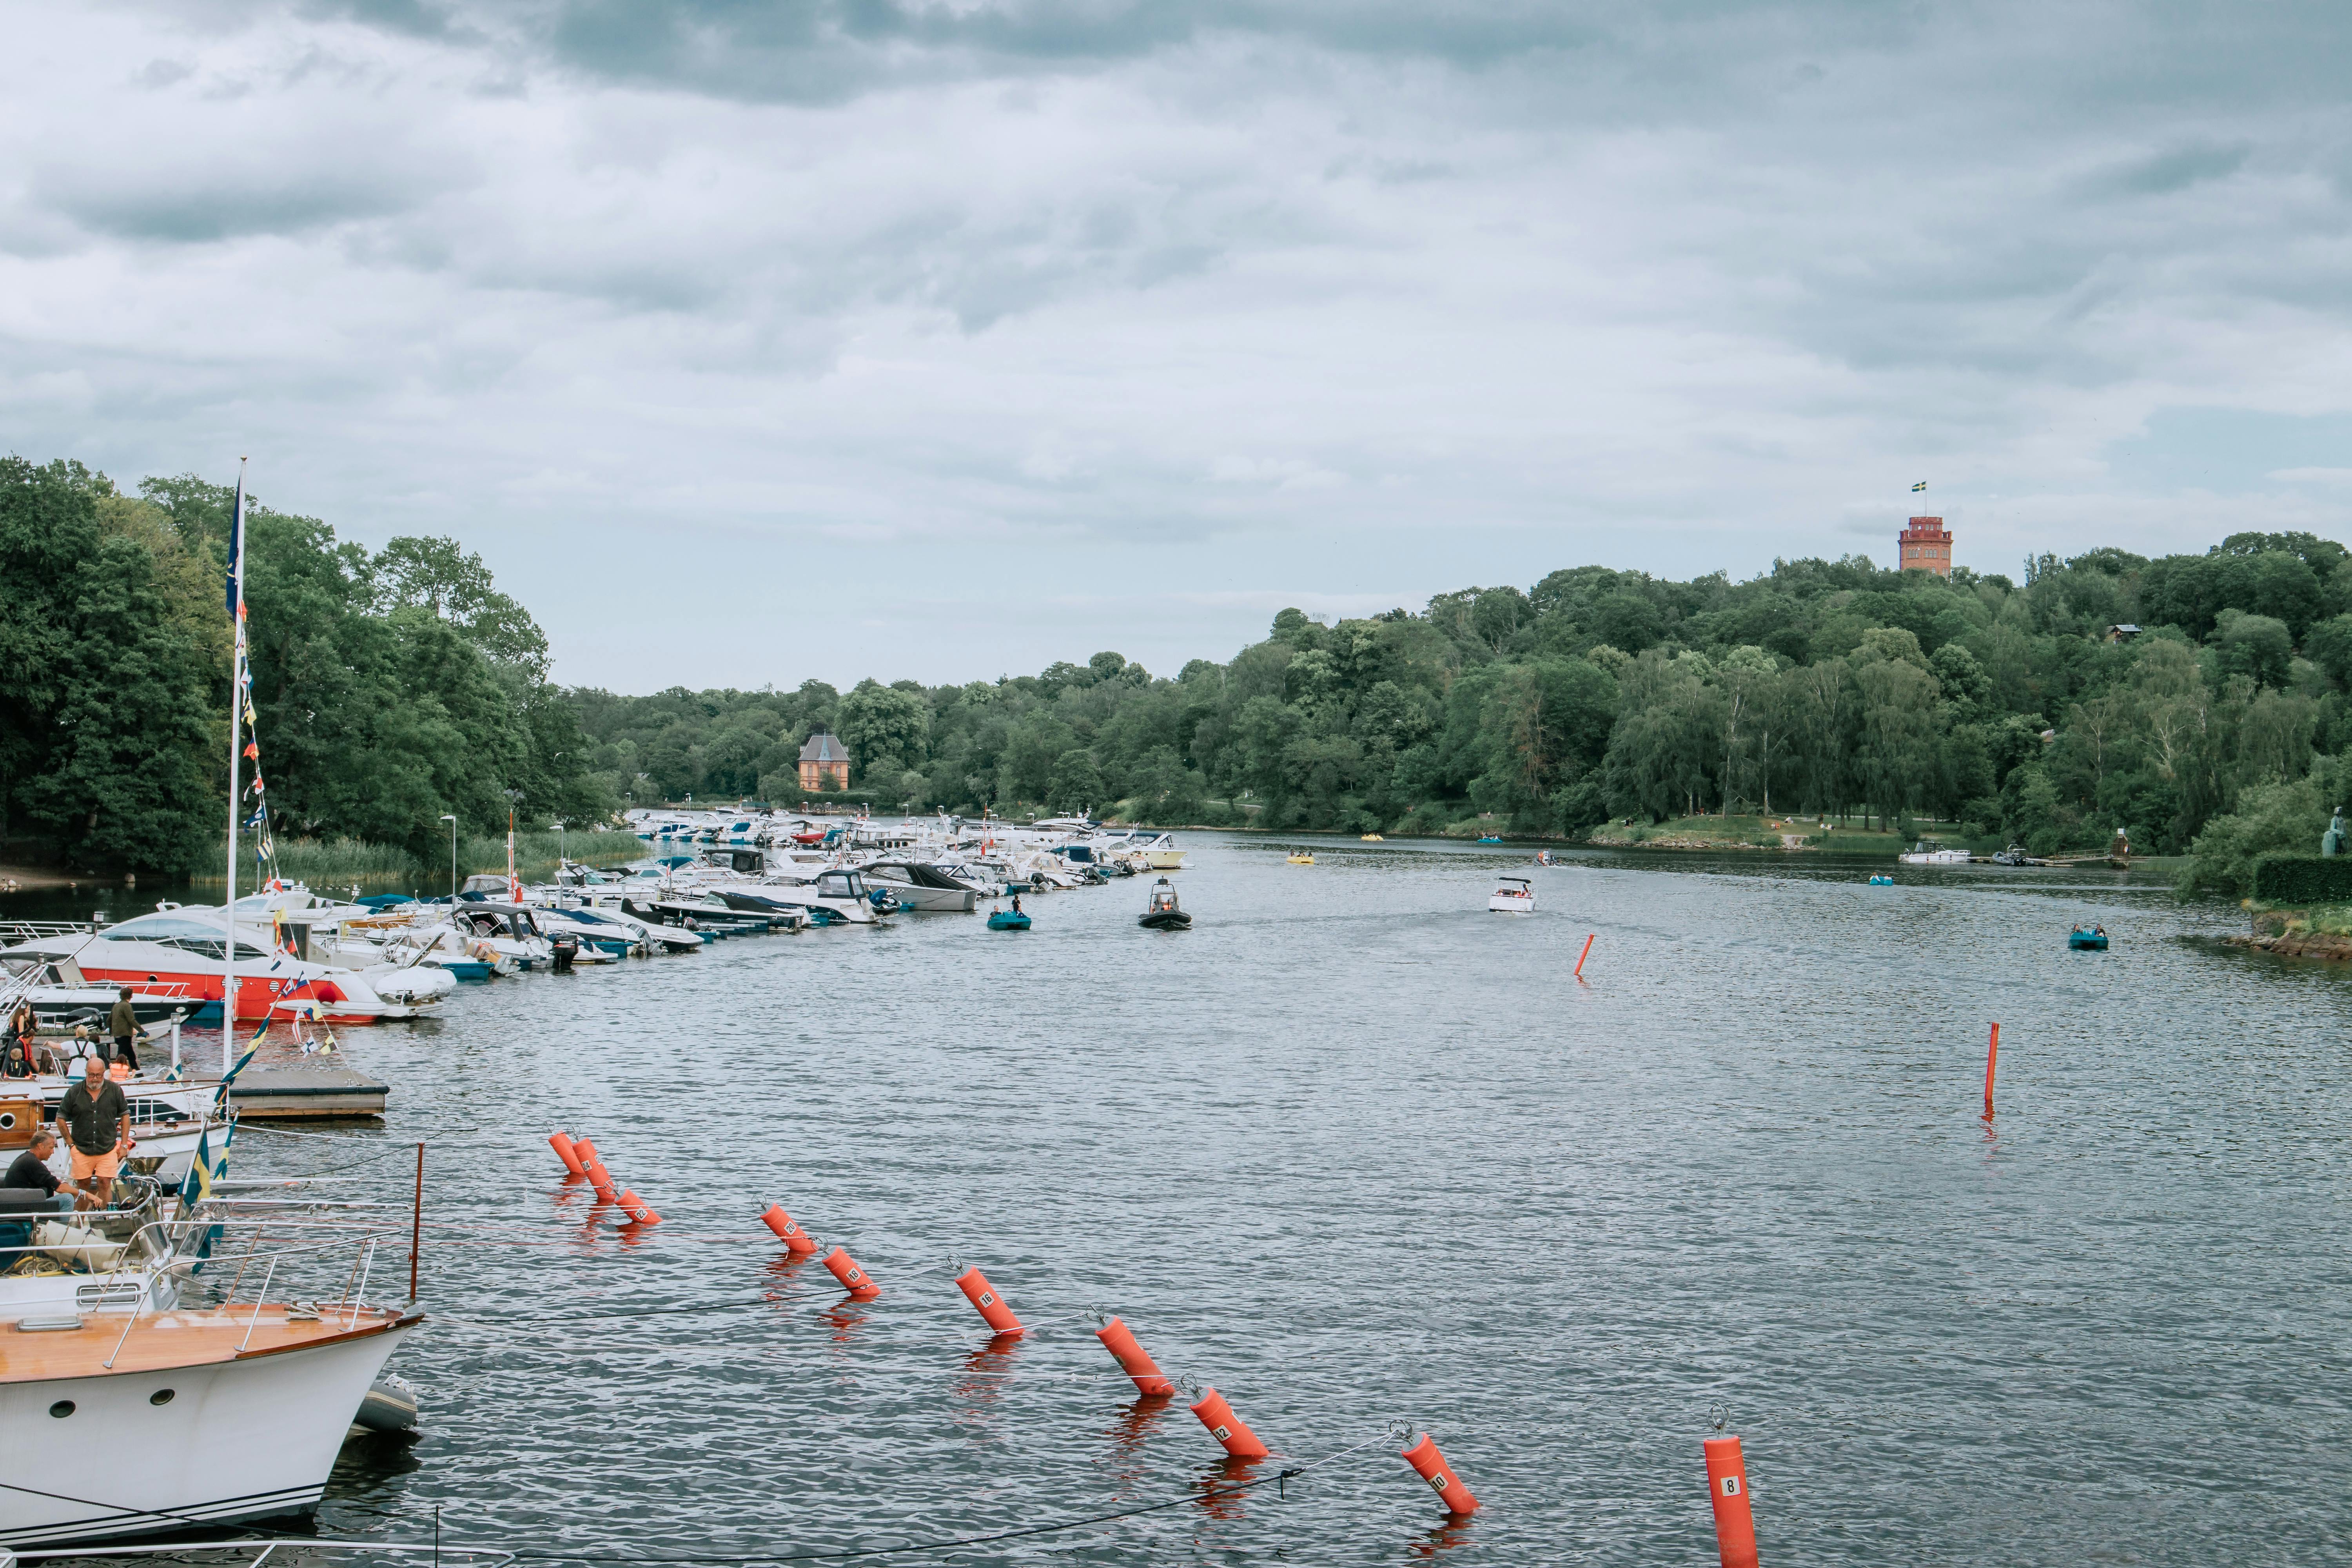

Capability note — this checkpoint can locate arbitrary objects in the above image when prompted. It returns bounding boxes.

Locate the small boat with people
[1286,849,1316,865]
[1488,876,1535,914]
[1138,878,1191,931]
[2069,924,2109,951]
[987,898,1031,931]
[1477,835,1504,845]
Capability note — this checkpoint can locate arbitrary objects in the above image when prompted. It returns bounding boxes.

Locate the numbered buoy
[1188,1387,1270,1459]
[1094,1316,1173,1397]
[618,1189,662,1225]
[1703,1435,1758,1568]
[822,1246,881,1300]
[548,1131,585,1176]
[580,1151,618,1204]
[760,1204,820,1255]
[953,1266,1023,1334]
[573,1137,600,1168]
[1400,1432,1479,1516]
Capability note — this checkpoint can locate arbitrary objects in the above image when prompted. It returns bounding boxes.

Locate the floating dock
[224,1066,390,1120]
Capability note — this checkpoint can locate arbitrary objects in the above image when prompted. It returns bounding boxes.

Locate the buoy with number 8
[1188,1387,1270,1459]
[1400,1432,1479,1516]
[822,1246,881,1300]
[1094,1317,1173,1397]
[1703,1435,1759,1568]
[953,1265,1023,1334]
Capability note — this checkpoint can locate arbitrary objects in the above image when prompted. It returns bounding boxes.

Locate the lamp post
[440,815,457,901]
[551,821,566,867]
[503,789,524,898]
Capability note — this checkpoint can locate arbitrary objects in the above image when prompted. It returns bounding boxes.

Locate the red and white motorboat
[2,907,444,1025]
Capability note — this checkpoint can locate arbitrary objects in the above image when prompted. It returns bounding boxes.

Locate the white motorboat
[1127,832,1189,870]
[1898,839,1972,865]
[0,1286,419,1544]
[1488,877,1536,914]
[0,961,197,1038]
[857,861,978,913]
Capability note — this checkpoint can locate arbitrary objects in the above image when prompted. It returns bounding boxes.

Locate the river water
[7,835,2347,1565]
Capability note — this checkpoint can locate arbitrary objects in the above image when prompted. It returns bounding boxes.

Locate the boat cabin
[1147,880,1181,913]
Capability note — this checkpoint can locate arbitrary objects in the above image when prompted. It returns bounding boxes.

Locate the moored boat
[1898,839,1971,865]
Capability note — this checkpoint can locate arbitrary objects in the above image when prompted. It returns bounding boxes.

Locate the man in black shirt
[56,1055,129,1210]
[2,1129,70,1212]
[108,988,138,1071]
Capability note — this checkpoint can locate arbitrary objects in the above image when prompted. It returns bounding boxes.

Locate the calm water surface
[11,836,2347,1564]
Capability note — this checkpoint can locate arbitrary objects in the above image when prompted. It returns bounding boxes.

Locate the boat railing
[0,920,98,945]
[8,1539,514,1567]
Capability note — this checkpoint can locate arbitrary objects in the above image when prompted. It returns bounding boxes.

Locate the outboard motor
[548,932,579,971]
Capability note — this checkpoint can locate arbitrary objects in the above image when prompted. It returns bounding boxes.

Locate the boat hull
[1487,896,1535,913]
[0,1319,414,1547]
[1139,911,1192,930]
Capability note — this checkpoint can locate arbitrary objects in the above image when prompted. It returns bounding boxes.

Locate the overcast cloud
[4,1,2349,688]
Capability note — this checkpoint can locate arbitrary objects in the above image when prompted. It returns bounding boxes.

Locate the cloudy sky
[5,2,2349,690]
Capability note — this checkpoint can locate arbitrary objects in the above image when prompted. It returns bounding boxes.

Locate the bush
[2252,855,2352,905]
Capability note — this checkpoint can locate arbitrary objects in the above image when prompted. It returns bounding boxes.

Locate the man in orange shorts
[55,1054,128,1210]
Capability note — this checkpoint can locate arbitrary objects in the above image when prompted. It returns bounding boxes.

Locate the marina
[0,833,2329,1563]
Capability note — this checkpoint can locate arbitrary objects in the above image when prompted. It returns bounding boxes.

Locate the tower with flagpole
[1897,481,1953,577]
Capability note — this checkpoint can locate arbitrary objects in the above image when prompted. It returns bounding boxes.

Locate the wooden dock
[224,1066,390,1120]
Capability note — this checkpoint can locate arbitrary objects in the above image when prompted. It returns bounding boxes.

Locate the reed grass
[192,828,644,892]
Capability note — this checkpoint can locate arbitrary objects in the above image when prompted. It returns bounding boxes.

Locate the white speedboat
[1488,877,1536,914]
[1898,840,1972,865]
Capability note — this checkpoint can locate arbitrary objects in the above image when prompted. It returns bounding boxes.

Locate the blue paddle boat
[1477,835,1504,845]
[2069,924,2109,951]
[987,907,1031,931]
[1867,874,1894,886]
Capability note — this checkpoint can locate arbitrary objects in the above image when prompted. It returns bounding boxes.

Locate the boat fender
[1093,1316,1173,1397]
[547,1131,585,1177]
[1400,1432,1479,1516]
[1704,1435,1759,1568]
[1188,1387,1271,1459]
[953,1265,1023,1335]
[354,1374,421,1434]
[822,1245,881,1300]
[760,1204,820,1255]
[33,1220,123,1274]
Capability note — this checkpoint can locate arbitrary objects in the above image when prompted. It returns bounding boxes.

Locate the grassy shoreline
[189,829,644,893]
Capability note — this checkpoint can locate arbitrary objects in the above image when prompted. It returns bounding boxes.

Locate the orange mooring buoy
[1574,932,1595,980]
[822,1246,881,1300]
[1188,1387,1270,1459]
[1703,1435,1759,1568]
[618,1189,662,1225]
[548,1131,585,1176]
[1094,1316,1173,1397]
[760,1204,820,1255]
[1400,1432,1479,1515]
[1984,1020,2000,1118]
[573,1137,600,1168]
[581,1153,619,1204]
[953,1266,1023,1334]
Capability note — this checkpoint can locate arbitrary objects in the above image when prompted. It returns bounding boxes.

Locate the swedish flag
[178,1125,224,1206]
[1911,481,1928,492]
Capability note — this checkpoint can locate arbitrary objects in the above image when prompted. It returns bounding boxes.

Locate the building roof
[800,730,849,764]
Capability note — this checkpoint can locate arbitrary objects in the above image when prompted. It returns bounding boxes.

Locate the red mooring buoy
[572,1137,600,1169]
[1094,1316,1173,1397]
[1703,1435,1759,1568]
[618,1189,662,1225]
[1188,1387,1271,1459]
[1400,1432,1479,1516]
[953,1266,1023,1334]
[581,1153,619,1204]
[760,1204,820,1255]
[548,1131,584,1176]
[822,1246,882,1300]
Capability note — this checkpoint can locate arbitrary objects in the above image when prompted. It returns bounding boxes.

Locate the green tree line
[571,531,2352,880]
[0,458,606,873]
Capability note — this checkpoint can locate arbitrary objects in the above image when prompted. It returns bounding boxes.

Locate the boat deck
[0,1306,416,1380]
[221,1067,390,1120]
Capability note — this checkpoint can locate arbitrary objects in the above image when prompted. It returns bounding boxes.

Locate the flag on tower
[1911,481,1928,493]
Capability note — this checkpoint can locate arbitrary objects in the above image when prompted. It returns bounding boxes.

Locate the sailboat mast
[222,459,248,1058]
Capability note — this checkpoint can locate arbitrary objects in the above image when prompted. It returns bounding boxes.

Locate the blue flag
[224,471,245,613]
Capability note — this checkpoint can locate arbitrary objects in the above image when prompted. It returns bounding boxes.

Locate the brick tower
[1897,515,1953,577]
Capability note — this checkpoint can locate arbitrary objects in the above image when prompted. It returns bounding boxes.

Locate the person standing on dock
[55,1055,128,1210]
[107,987,138,1072]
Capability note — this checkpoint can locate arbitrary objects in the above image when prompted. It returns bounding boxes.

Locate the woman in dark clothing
[2,1005,34,1078]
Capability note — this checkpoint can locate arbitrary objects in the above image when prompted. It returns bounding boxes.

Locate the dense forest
[11,450,2352,893]
[0,457,604,874]
[572,534,2352,873]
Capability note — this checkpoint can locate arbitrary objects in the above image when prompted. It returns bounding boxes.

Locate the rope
[510,1430,1400,1565]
